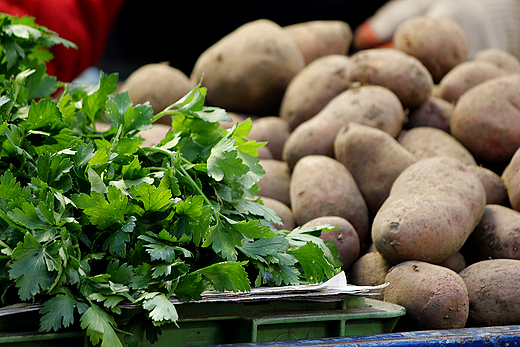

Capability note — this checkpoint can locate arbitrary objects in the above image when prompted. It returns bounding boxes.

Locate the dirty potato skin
[459,259,520,326]
[372,156,486,265]
[384,261,469,330]
[302,216,360,271]
[348,251,391,300]
[290,155,370,243]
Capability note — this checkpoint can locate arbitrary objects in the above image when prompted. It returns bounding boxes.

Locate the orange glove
[353,0,520,59]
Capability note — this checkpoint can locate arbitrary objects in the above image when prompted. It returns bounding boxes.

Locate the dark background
[97,0,388,80]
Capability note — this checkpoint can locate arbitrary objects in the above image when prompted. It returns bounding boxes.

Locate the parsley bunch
[0,14,341,347]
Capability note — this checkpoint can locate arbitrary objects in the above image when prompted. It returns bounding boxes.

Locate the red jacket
[0,0,126,82]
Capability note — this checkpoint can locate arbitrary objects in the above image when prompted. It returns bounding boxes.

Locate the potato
[119,62,194,123]
[384,260,469,330]
[502,147,520,211]
[283,20,352,66]
[404,96,453,133]
[436,61,503,104]
[473,48,520,75]
[138,123,171,147]
[279,54,351,130]
[450,74,520,165]
[256,159,291,207]
[190,19,305,116]
[290,155,369,242]
[439,252,466,273]
[334,123,417,217]
[248,117,291,161]
[260,196,296,231]
[397,127,476,165]
[465,165,509,206]
[302,216,360,271]
[393,16,468,83]
[349,48,434,109]
[468,204,520,260]
[372,156,486,265]
[282,85,406,169]
[459,259,520,326]
[348,251,391,300]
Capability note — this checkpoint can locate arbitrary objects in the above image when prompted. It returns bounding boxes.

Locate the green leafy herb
[0,13,341,347]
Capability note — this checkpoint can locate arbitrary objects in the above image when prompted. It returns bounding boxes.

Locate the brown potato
[459,259,520,326]
[190,19,305,116]
[404,96,453,133]
[468,204,520,260]
[473,48,520,75]
[384,261,469,330]
[397,127,476,165]
[119,62,195,123]
[260,196,296,231]
[348,251,391,300]
[283,20,352,66]
[279,54,351,130]
[334,123,417,217]
[465,165,509,206]
[302,216,360,271]
[372,156,486,265]
[349,48,434,109]
[282,85,406,169]
[393,16,468,83]
[439,252,466,274]
[248,117,291,161]
[290,155,369,242]
[450,74,520,165]
[437,61,503,104]
[502,147,520,211]
[257,159,291,207]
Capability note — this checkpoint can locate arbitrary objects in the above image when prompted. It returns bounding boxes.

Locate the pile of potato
[119,16,520,332]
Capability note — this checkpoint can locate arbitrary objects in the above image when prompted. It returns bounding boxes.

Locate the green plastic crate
[0,296,405,346]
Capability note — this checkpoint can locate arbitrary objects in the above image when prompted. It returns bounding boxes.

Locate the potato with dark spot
[460,259,520,326]
[279,54,351,130]
[282,85,406,170]
[283,20,352,66]
[302,216,360,271]
[349,48,434,109]
[372,156,486,265]
[248,117,291,161]
[466,165,509,206]
[384,260,469,330]
[405,96,453,133]
[437,60,503,104]
[257,159,291,207]
[468,204,520,261]
[397,127,476,165]
[450,74,520,165]
[393,16,468,83]
[334,123,417,217]
[290,155,369,242]
[502,147,520,211]
[348,251,391,300]
[119,62,195,124]
[190,19,305,116]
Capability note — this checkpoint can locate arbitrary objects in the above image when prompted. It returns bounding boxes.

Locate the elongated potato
[349,48,434,108]
[372,156,486,264]
[450,74,520,165]
[302,216,360,271]
[393,16,468,83]
[282,85,405,169]
[279,54,351,130]
[283,20,352,66]
[384,261,469,330]
[290,155,369,242]
[397,127,476,165]
[334,123,417,217]
[502,147,520,211]
[191,19,305,115]
[468,204,520,260]
[460,259,520,326]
